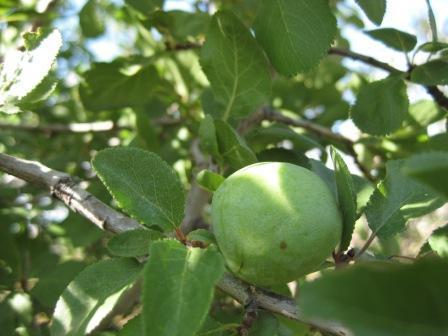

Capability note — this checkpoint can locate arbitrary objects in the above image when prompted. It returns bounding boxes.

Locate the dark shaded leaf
[355,0,386,25]
[300,258,448,336]
[107,228,163,257]
[200,10,271,119]
[402,152,448,198]
[330,147,357,252]
[254,0,337,75]
[351,76,409,135]
[365,28,417,52]
[79,0,105,38]
[79,63,173,111]
[142,240,225,336]
[411,60,448,86]
[214,119,257,169]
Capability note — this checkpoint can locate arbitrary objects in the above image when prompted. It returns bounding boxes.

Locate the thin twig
[0,152,348,336]
[328,48,403,74]
[262,108,376,182]
[328,48,448,111]
[356,232,377,258]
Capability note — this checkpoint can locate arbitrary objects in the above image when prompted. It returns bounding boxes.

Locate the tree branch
[0,153,141,234]
[0,152,348,336]
[328,48,403,74]
[180,139,212,234]
[261,108,376,182]
[328,48,448,111]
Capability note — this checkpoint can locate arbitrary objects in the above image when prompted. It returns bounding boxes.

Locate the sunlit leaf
[51,258,142,336]
[0,29,61,113]
[420,224,448,257]
[92,147,185,231]
[196,169,225,192]
[365,160,444,238]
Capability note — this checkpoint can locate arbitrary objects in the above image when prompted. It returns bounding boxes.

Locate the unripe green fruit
[212,162,342,286]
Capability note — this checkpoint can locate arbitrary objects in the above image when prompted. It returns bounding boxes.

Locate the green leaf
[419,224,448,257]
[421,133,448,152]
[92,147,185,231]
[402,152,448,198]
[254,0,337,75]
[417,41,448,53]
[425,0,438,42]
[408,99,444,127]
[247,123,323,153]
[257,148,310,169]
[249,312,279,335]
[118,316,142,336]
[201,89,226,119]
[135,109,160,151]
[299,258,448,336]
[214,119,257,169]
[30,261,86,309]
[410,60,448,86]
[330,147,357,253]
[79,0,105,38]
[125,0,163,15]
[351,76,409,135]
[147,10,211,43]
[199,114,221,159]
[200,10,271,120]
[15,73,58,109]
[365,160,444,238]
[196,169,225,192]
[309,159,374,213]
[355,0,386,25]
[107,229,163,257]
[365,28,417,52]
[186,229,216,246]
[142,240,225,336]
[79,63,173,111]
[51,258,142,336]
[0,29,61,113]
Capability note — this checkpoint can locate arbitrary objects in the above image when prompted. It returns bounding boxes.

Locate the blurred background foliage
[0,0,447,335]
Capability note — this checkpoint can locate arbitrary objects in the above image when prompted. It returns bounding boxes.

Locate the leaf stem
[356,231,377,258]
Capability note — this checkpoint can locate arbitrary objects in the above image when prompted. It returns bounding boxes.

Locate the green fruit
[211,162,342,286]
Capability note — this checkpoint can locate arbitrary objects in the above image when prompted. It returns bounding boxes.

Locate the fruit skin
[212,162,342,286]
